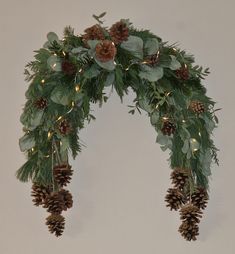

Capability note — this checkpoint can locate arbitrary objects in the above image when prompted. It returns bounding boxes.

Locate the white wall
[0,0,234,253]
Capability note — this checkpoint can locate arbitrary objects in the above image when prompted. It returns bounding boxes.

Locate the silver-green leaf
[19,135,35,152]
[139,65,163,82]
[121,36,144,59]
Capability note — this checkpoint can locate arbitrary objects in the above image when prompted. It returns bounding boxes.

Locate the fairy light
[79,68,83,73]
[199,132,201,137]
[162,116,169,121]
[52,63,57,68]
[54,53,57,56]
[57,116,63,121]
[190,138,199,152]
[182,119,186,123]
[31,148,35,152]
[41,79,45,84]
[75,84,80,92]
[47,131,52,139]
[62,51,66,56]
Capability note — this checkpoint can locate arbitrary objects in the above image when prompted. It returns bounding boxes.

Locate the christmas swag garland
[18,13,219,240]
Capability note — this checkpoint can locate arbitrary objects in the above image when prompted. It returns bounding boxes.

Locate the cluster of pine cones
[165,168,209,241]
[31,163,73,237]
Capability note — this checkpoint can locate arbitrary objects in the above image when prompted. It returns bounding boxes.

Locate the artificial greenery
[17,13,219,239]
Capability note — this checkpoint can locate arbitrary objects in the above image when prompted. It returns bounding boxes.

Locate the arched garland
[17,13,219,240]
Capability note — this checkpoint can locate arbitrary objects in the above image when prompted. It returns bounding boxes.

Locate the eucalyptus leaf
[29,110,44,130]
[47,32,59,43]
[19,135,35,152]
[182,140,190,154]
[94,57,115,71]
[139,65,163,82]
[83,64,100,79]
[169,55,181,70]
[121,36,143,59]
[87,40,99,49]
[104,72,115,86]
[144,38,159,55]
[138,97,152,113]
[156,133,169,146]
[47,55,61,72]
[51,86,72,106]
[150,111,159,125]
[71,47,88,54]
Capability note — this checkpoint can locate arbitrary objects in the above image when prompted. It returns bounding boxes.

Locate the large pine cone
[31,183,51,206]
[189,101,205,114]
[161,120,176,136]
[60,189,73,211]
[82,24,105,43]
[178,221,199,241]
[110,21,129,44]
[43,192,64,214]
[95,40,117,62]
[165,188,186,211]
[191,187,209,210]
[53,164,73,187]
[179,204,203,224]
[46,214,65,237]
[171,168,189,190]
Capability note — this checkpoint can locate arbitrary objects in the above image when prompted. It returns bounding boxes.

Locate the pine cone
[46,214,65,237]
[176,67,189,81]
[191,187,209,210]
[54,164,73,187]
[110,21,129,44]
[60,189,73,211]
[61,60,77,76]
[58,119,71,135]
[82,24,105,43]
[95,40,117,62]
[31,183,51,206]
[145,53,159,66]
[43,192,64,214]
[161,120,176,136]
[35,97,48,110]
[171,168,189,190]
[165,188,186,211]
[189,101,205,114]
[179,204,203,224]
[178,221,199,241]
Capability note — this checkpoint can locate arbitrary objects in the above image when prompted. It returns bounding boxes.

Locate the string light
[53,53,57,56]
[182,119,186,123]
[31,148,35,152]
[47,131,53,139]
[57,116,63,121]
[79,68,83,73]
[62,51,66,56]
[75,84,80,92]
[41,79,45,84]
[199,132,201,137]
[52,63,57,68]
[162,116,169,121]
[71,101,75,107]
